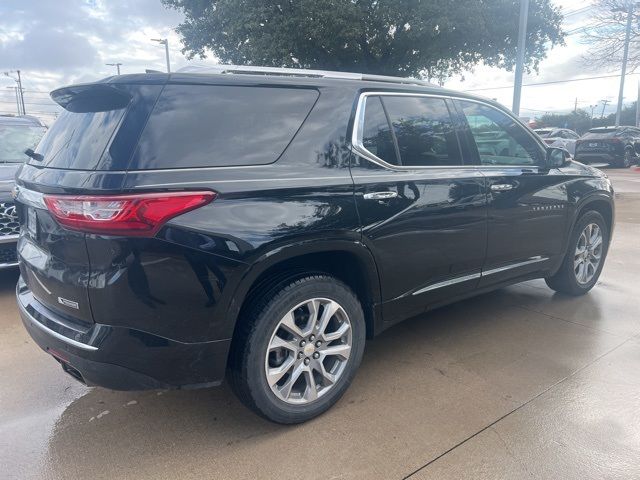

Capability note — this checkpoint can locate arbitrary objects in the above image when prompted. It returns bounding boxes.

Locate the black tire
[616,148,633,168]
[545,211,609,296]
[228,274,366,424]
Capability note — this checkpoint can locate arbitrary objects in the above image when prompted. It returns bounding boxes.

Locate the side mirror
[546,147,570,168]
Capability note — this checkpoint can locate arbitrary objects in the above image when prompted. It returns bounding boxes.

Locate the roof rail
[177,64,437,88]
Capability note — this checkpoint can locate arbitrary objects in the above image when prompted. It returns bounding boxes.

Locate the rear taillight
[43,191,215,237]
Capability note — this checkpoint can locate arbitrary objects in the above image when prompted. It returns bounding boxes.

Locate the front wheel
[228,275,366,424]
[545,211,609,295]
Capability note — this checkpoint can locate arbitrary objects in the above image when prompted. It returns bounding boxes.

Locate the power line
[565,22,601,35]
[462,72,640,92]
[564,5,596,17]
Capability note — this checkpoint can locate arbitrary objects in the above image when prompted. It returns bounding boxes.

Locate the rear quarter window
[34,108,126,170]
[130,85,319,169]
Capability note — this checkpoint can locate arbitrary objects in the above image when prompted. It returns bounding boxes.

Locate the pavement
[1,168,639,480]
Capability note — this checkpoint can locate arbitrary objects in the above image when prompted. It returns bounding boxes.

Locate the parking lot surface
[1,169,639,480]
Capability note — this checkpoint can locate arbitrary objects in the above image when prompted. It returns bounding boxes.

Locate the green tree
[537,110,593,134]
[162,0,564,78]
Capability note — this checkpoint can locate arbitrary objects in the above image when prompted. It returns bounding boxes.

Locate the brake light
[43,191,216,237]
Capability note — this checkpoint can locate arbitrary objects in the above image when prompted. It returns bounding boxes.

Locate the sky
[0,0,635,125]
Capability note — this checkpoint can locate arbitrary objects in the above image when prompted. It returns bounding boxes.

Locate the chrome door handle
[363,191,398,200]
[490,183,514,192]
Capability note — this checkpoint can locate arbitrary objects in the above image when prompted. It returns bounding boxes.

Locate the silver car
[534,128,579,156]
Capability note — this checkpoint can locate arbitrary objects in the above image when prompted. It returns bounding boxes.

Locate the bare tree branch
[582,0,640,71]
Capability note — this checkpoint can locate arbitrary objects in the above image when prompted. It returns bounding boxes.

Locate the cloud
[0,29,98,71]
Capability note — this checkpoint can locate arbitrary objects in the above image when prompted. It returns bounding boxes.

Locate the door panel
[479,166,569,285]
[351,165,486,323]
[454,99,569,286]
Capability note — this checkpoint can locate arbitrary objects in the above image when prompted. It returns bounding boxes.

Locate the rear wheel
[617,148,633,168]
[545,211,608,295]
[228,275,366,424]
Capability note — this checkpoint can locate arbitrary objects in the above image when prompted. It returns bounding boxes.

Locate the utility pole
[106,63,122,75]
[16,70,25,115]
[615,2,634,127]
[151,38,171,73]
[601,99,610,119]
[512,0,530,116]
[574,97,578,114]
[3,70,26,115]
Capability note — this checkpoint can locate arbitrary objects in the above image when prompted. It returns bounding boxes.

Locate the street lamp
[151,38,171,73]
[106,63,122,75]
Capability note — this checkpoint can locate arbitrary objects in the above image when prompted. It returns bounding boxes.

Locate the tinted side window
[459,101,544,166]
[361,96,399,165]
[130,85,319,169]
[383,96,462,167]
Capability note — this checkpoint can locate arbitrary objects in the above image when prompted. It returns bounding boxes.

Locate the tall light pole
[615,2,635,127]
[106,63,122,75]
[3,70,25,115]
[151,38,171,73]
[512,0,530,117]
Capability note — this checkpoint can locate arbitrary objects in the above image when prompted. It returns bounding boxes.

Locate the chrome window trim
[411,256,549,297]
[351,91,547,171]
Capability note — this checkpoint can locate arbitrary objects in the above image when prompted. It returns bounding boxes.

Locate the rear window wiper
[24,148,43,161]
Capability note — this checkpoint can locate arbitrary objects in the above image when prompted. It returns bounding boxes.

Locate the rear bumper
[17,277,231,390]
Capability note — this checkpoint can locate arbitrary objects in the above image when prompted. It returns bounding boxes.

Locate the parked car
[575,126,640,168]
[16,66,614,424]
[0,115,46,268]
[534,127,579,156]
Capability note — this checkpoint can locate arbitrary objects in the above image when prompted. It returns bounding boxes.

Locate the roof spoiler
[51,84,132,113]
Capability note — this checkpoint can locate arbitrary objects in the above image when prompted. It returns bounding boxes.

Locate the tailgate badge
[58,297,79,310]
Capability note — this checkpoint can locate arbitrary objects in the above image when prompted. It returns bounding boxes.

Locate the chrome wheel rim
[574,223,603,285]
[265,298,352,405]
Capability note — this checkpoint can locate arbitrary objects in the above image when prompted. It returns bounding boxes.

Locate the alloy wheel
[265,298,352,404]
[574,223,603,285]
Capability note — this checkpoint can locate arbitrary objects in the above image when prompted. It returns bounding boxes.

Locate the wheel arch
[574,194,614,239]
[224,240,383,344]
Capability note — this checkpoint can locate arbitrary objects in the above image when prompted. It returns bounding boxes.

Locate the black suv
[16,66,614,423]
[575,126,640,168]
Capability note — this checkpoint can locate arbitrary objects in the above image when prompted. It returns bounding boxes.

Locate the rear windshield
[0,124,46,162]
[583,129,618,139]
[34,108,126,169]
[129,84,319,169]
